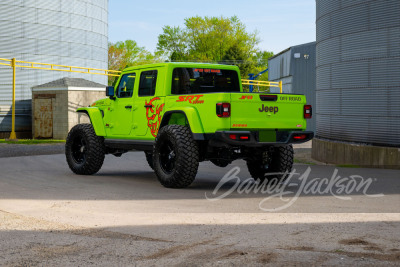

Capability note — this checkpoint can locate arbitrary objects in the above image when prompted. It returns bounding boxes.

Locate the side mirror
[106,86,115,98]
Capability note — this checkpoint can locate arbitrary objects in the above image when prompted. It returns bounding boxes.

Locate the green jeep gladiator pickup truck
[65,62,313,188]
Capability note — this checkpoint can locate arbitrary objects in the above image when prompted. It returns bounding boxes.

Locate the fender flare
[160,108,206,140]
[77,107,106,136]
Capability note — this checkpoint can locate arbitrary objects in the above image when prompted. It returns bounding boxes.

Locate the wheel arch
[160,109,205,140]
[77,107,106,136]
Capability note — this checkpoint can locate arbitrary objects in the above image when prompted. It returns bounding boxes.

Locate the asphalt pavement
[0,143,65,158]
[0,148,399,266]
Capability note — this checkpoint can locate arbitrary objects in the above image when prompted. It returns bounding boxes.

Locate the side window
[139,70,157,97]
[117,73,136,98]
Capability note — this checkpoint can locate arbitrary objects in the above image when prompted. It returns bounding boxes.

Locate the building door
[34,98,53,138]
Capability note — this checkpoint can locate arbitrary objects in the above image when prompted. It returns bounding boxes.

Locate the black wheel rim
[262,151,272,171]
[159,140,176,174]
[71,135,87,164]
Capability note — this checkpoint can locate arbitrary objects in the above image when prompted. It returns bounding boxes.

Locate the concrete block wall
[51,91,68,140]
[66,90,105,137]
[312,138,400,169]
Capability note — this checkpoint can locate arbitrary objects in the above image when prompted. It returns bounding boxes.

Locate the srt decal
[145,97,165,138]
[239,95,253,100]
[259,104,279,114]
[176,95,204,104]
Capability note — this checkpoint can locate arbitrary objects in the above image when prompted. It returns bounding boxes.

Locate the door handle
[125,105,132,109]
[144,104,153,108]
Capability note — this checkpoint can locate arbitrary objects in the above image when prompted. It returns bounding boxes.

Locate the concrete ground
[0,147,399,266]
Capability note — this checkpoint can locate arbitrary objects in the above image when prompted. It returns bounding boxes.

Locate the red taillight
[304,105,312,119]
[229,134,249,141]
[294,134,307,140]
[216,103,231,118]
[229,134,237,140]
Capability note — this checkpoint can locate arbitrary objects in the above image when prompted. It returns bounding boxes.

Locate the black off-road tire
[153,125,199,188]
[65,124,105,175]
[210,159,231,168]
[145,151,154,170]
[246,145,293,183]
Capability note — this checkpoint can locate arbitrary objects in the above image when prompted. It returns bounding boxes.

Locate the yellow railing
[242,79,282,93]
[0,58,121,77]
[0,57,122,140]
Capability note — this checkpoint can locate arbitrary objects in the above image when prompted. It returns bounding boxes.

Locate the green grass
[336,164,361,168]
[0,139,65,145]
[294,158,317,165]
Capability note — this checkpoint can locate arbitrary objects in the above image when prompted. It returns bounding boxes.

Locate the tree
[156,16,273,79]
[156,26,187,61]
[108,40,162,85]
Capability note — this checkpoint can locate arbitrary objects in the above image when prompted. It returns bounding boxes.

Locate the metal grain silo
[0,0,108,136]
[313,0,400,168]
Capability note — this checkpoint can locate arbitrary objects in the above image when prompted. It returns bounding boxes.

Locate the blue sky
[108,0,316,54]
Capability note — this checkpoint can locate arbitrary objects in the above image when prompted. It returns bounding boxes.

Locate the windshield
[171,67,240,94]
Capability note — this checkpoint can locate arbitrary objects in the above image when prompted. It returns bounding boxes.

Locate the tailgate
[230,93,307,130]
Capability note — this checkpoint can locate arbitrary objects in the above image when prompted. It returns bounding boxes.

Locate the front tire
[153,125,199,188]
[246,145,293,183]
[65,124,105,175]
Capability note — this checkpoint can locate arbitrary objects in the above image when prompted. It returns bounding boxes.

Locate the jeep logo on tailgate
[259,104,278,114]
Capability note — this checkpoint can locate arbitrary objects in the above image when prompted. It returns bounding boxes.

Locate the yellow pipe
[279,80,283,93]
[9,58,17,140]
[15,59,121,75]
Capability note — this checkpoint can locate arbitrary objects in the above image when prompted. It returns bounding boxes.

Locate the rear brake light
[216,103,231,118]
[228,134,249,141]
[294,134,307,140]
[304,105,312,119]
[229,134,237,140]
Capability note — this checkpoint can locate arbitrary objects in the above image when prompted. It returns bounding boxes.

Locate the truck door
[132,70,165,138]
[109,72,137,136]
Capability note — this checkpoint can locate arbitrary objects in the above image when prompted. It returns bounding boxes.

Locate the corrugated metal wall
[268,42,316,132]
[268,48,292,93]
[316,0,400,147]
[0,0,108,132]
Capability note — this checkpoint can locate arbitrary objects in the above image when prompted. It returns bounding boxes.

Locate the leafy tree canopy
[156,16,273,80]
[108,40,162,85]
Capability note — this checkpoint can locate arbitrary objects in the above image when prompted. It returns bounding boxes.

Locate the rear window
[171,67,240,94]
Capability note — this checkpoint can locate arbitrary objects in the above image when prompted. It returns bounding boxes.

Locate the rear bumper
[195,131,314,147]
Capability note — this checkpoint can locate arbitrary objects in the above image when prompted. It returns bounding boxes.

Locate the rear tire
[65,124,105,175]
[246,145,293,183]
[153,125,199,188]
[210,159,230,168]
[145,152,154,170]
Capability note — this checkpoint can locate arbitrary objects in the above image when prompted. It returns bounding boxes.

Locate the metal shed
[268,42,316,132]
[32,78,105,139]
